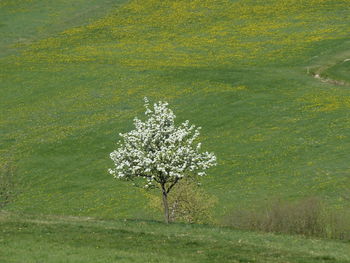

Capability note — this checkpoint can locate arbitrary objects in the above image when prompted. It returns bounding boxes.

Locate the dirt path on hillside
[308,57,350,86]
[312,72,348,86]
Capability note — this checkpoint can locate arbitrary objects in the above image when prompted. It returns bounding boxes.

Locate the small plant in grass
[0,162,16,209]
[108,98,217,223]
[341,188,350,202]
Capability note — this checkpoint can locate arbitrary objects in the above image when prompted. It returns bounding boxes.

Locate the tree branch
[166,177,179,194]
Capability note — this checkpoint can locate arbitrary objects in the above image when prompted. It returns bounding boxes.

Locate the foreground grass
[1,213,350,263]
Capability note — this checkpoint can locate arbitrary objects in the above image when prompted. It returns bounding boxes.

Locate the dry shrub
[264,197,323,236]
[223,197,350,240]
[324,209,350,240]
[146,178,217,224]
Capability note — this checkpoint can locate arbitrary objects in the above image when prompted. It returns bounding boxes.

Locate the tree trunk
[161,184,170,224]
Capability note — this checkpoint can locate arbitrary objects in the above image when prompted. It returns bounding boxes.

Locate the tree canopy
[109,98,216,222]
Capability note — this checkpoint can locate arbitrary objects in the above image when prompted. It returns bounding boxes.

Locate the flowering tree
[108,98,217,223]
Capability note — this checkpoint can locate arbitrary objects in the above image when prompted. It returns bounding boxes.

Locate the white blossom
[108,98,217,188]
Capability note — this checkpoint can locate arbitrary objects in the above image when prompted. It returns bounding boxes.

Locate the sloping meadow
[1,0,350,220]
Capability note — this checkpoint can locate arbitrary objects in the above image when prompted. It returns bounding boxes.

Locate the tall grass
[223,197,350,240]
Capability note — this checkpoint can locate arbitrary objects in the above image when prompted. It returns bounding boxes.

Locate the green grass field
[1,212,350,263]
[1,0,350,261]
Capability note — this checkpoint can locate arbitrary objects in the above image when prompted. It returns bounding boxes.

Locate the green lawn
[1,0,350,221]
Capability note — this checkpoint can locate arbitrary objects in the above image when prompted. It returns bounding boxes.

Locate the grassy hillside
[1,0,350,221]
[1,212,350,263]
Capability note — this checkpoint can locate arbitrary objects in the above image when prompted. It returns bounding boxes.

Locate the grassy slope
[0,0,127,57]
[1,0,350,221]
[1,212,350,263]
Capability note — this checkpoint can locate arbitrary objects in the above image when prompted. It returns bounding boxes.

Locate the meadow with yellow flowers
[1,0,350,261]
